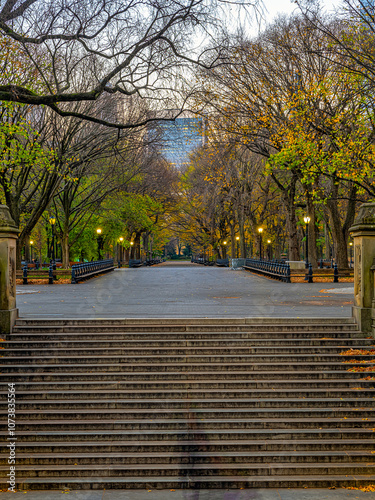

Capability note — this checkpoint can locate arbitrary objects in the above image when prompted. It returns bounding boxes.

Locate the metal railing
[71,259,115,284]
[244,258,291,283]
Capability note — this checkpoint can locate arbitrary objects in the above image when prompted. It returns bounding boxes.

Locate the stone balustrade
[0,205,19,335]
[350,202,375,335]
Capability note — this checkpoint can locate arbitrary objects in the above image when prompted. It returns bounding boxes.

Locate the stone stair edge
[1,462,375,471]
[14,317,357,326]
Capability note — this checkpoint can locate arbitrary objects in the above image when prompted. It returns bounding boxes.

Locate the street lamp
[96,228,103,260]
[236,236,240,258]
[118,237,124,267]
[349,242,353,268]
[267,239,271,260]
[130,240,134,259]
[30,240,34,261]
[222,240,227,259]
[303,216,311,268]
[49,217,56,264]
[258,227,263,259]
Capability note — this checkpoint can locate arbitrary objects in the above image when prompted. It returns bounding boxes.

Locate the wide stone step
[2,378,373,391]
[1,450,373,466]
[14,317,357,326]
[2,387,375,400]
[3,474,375,490]
[3,345,373,356]
[8,329,362,341]
[1,462,375,478]
[1,397,374,410]
[4,338,372,348]
[12,318,358,333]
[9,417,375,431]
[2,406,373,420]
[3,353,374,364]
[3,427,374,442]
[3,362,374,374]
[0,370,369,382]
[3,439,374,453]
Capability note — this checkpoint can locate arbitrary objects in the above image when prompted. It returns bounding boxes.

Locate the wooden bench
[129,259,144,268]
[16,268,70,284]
[216,259,229,267]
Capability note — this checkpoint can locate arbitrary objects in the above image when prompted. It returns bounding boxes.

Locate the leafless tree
[0,0,258,128]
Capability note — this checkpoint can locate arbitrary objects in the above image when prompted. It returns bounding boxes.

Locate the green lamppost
[258,227,263,259]
[267,239,271,260]
[49,217,56,264]
[304,216,311,268]
[96,228,103,260]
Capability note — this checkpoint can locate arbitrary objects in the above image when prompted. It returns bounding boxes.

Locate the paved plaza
[1,487,373,499]
[16,262,354,319]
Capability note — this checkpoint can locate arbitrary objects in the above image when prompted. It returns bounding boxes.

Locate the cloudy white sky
[252,0,342,32]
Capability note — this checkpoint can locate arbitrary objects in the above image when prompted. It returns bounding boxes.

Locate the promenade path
[16,260,354,319]
[1,487,372,499]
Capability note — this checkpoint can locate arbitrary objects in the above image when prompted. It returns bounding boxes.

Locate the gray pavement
[1,488,373,499]
[16,262,354,319]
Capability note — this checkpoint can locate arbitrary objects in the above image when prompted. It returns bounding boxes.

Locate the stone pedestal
[231,258,246,270]
[286,261,306,270]
[349,203,375,334]
[0,206,20,335]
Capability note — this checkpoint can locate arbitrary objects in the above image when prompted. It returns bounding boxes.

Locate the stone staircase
[1,317,375,490]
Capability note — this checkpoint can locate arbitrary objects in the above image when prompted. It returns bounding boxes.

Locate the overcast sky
[250,0,341,34]
[252,0,342,32]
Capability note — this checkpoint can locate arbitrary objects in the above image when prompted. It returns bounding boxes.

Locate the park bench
[129,259,144,268]
[145,258,163,266]
[17,266,70,285]
[215,259,229,267]
[290,265,353,283]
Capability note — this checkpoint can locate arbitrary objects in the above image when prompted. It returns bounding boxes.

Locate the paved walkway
[16,263,354,318]
[1,488,372,499]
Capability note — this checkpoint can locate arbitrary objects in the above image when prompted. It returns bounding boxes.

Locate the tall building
[150,111,205,169]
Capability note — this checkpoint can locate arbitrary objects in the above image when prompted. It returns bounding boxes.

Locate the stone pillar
[349,203,375,334]
[0,206,20,335]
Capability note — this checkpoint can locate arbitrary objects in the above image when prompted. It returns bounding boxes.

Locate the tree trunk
[326,184,348,269]
[134,233,141,259]
[237,204,246,258]
[230,223,235,259]
[274,173,299,261]
[286,206,299,261]
[61,230,70,268]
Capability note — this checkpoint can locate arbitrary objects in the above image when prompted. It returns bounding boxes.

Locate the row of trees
[171,6,375,267]
[1,0,375,268]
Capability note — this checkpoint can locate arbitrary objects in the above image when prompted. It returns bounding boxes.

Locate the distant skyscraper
[151,111,205,169]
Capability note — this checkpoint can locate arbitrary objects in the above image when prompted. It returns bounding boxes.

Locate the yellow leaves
[344,360,375,364]
[346,484,375,492]
[347,366,375,371]
[340,349,375,356]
